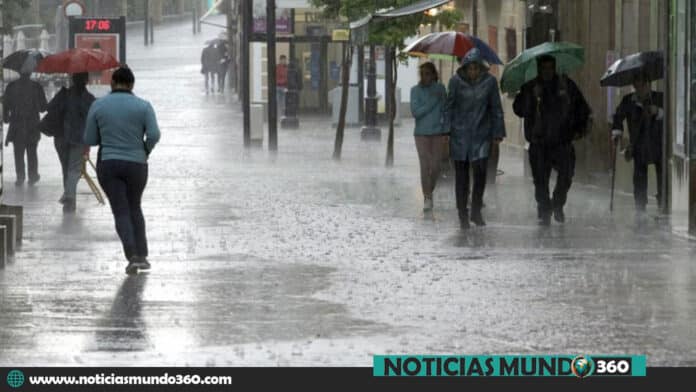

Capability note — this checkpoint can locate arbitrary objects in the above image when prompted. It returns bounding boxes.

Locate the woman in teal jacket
[444,48,506,229]
[410,62,447,212]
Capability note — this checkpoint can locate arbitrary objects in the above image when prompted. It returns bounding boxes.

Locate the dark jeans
[529,143,575,217]
[454,159,488,218]
[13,141,39,182]
[97,159,149,259]
[633,158,663,211]
[218,70,227,92]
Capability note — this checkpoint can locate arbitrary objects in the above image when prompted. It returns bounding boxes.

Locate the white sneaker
[424,197,433,211]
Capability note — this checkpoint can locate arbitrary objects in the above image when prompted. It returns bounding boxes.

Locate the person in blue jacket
[444,48,506,229]
[410,62,448,213]
[84,67,161,275]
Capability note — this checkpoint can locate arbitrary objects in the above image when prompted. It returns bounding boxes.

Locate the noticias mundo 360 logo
[373,355,647,377]
[6,369,25,388]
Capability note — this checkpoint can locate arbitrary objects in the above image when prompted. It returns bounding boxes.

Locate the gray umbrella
[600,51,664,87]
[1,49,52,74]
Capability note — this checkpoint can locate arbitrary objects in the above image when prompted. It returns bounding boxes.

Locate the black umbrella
[1,49,51,74]
[600,51,664,87]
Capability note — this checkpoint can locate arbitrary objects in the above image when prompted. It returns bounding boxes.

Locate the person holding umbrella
[601,51,665,215]
[2,71,48,186]
[444,48,506,229]
[50,72,96,213]
[610,73,664,214]
[36,47,120,212]
[512,54,591,226]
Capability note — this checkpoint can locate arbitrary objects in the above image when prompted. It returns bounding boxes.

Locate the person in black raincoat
[2,72,48,186]
[513,55,591,226]
[201,43,220,94]
[216,41,231,93]
[611,73,664,213]
[46,73,96,213]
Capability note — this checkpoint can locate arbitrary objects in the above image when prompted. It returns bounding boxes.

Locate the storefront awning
[377,0,451,18]
[350,0,451,29]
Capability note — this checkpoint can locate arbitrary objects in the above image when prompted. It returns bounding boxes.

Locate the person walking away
[84,67,161,275]
[217,41,231,93]
[50,73,95,213]
[410,62,448,213]
[2,72,48,186]
[611,73,664,214]
[444,48,506,229]
[201,43,219,94]
[276,55,289,115]
[513,55,591,226]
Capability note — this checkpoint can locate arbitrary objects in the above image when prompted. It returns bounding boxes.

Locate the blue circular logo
[6,370,25,388]
[571,356,593,378]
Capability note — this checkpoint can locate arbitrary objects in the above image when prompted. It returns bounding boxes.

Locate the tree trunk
[333,43,352,160]
[385,50,397,167]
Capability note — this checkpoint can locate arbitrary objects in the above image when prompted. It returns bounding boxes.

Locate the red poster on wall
[75,33,119,85]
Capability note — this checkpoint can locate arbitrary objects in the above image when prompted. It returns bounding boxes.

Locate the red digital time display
[84,19,112,31]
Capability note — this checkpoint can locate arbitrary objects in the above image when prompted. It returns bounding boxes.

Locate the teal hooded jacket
[410,81,447,136]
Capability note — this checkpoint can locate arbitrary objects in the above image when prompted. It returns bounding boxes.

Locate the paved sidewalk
[1,16,695,367]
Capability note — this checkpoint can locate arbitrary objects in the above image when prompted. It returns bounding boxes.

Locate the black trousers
[529,143,575,217]
[97,159,149,259]
[454,159,488,218]
[633,158,663,210]
[13,141,39,182]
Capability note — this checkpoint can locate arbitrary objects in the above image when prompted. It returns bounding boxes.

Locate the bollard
[0,204,23,248]
[0,215,17,255]
[39,29,50,51]
[0,225,6,268]
[250,103,264,147]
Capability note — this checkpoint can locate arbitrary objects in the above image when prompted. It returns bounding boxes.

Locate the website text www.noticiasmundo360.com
[24,372,232,386]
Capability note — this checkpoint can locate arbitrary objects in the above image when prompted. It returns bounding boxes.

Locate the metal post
[281,9,300,129]
[197,0,202,33]
[226,0,237,93]
[267,0,278,151]
[144,0,150,46]
[193,0,197,34]
[662,0,671,216]
[384,46,393,127]
[357,45,365,122]
[150,17,154,44]
[242,0,251,147]
[361,45,380,140]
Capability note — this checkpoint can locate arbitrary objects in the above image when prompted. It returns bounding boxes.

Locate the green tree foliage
[2,0,31,34]
[310,0,460,55]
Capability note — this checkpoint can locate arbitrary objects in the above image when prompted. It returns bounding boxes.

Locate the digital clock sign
[69,16,127,84]
[84,19,113,32]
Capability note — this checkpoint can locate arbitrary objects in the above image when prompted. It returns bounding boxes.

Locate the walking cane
[610,137,618,213]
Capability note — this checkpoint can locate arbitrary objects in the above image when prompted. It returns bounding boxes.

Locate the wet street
[1,16,696,367]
